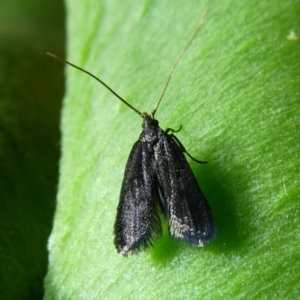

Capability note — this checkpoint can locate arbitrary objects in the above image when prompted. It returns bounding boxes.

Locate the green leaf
[45,1,300,299]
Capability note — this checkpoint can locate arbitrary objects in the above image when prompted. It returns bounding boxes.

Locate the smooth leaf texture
[45,0,300,299]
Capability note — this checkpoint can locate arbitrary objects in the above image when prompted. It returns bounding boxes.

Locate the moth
[47,9,216,256]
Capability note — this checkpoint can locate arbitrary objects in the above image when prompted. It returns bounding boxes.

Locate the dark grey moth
[47,9,216,257]
[115,114,216,256]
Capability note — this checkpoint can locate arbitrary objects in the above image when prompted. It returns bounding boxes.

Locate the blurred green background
[0,0,65,299]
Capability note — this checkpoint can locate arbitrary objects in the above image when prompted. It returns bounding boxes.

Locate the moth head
[141,112,159,129]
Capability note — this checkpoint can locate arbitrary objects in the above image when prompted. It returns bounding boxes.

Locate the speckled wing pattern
[114,140,162,256]
[155,132,216,246]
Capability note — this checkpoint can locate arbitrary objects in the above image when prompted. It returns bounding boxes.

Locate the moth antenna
[46,52,143,117]
[152,8,208,117]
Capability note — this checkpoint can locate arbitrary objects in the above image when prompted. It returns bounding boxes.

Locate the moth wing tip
[170,223,217,247]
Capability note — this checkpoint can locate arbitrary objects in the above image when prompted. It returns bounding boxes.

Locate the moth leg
[166,125,182,134]
[168,133,207,164]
